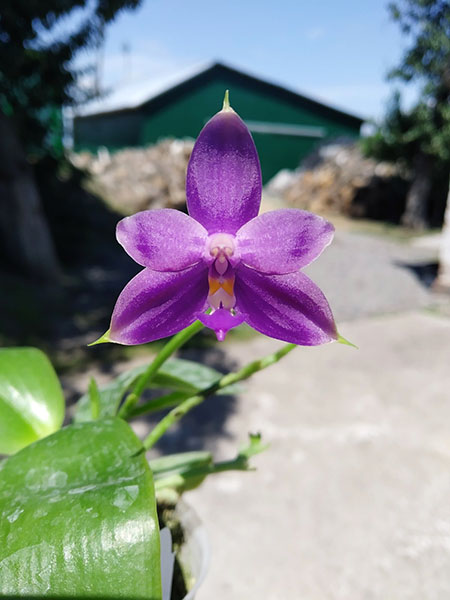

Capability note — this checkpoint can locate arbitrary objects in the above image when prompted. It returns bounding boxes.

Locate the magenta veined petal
[236,209,335,275]
[110,264,208,345]
[186,108,262,235]
[235,266,337,345]
[116,209,208,272]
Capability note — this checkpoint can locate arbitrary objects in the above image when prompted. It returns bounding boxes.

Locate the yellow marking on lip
[208,274,235,297]
[208,277,221,295]
[221,277,234,296]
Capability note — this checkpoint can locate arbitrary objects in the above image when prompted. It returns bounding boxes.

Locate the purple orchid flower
[106,95,337,345]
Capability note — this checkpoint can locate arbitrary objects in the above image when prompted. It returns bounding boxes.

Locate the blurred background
[1,0,450,598]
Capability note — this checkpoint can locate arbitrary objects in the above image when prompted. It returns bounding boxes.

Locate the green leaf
[0,347,65,455]
[74,358,240,423]
[157,359,240,395]
[0,418,162,599]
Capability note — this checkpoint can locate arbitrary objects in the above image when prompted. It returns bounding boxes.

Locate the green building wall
[74,73,360,183]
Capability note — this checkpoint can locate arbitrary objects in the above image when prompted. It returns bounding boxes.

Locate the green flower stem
[118,320,204,418]
[153,459,249,492]
[142,342,296,451]
[154,433,268,492]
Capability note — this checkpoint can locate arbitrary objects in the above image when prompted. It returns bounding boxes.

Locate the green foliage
[0,418,162,598]
[362,93,450,166]
[0,347,64,454]
[0,333,293,595]
[364,1,450,175]
[74,358,239,423]
[0,0,141,155]
[388,0,450,95]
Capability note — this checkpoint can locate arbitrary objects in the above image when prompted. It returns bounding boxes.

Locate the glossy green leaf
[0,418,162,599]
[156,359,224,392]
[0,347,65,455]
[74,358,239,423]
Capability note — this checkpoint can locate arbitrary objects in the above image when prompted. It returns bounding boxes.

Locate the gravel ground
[305,230,436,322]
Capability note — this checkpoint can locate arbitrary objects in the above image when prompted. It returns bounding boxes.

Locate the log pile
[268,143,406,221]
[71,139,194,214]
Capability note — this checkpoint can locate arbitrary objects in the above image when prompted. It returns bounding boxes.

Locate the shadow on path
[395,260,439,288]
[135,344,240,455]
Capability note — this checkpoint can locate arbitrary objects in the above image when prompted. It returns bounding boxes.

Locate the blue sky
[87,0,419,121]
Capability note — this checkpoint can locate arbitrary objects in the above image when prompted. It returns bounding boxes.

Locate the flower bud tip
[222,89,233,112]
[337,333,358,349]
[88,329,111,346]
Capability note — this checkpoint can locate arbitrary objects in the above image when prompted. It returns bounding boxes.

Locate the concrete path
[188,311,450,600]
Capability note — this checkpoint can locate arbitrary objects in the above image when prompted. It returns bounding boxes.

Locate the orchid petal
[186,109,262,234]
[116,209,208,271]
[110,264,208,344]
[236,209,334,274]
[198,308,245,341]
[235,266,337,345]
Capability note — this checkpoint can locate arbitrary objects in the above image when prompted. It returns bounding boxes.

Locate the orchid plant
[0,93,347,599]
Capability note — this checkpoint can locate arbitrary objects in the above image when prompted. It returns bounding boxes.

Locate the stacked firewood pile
[267,143,407,221]
[71,139,194,214]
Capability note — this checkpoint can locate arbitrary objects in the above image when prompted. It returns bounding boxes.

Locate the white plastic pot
[177,499,210,600]
[161,499,210,600]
